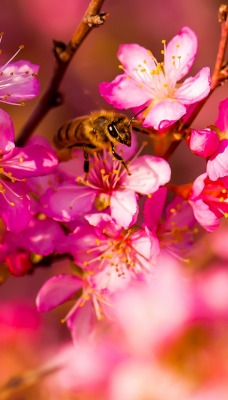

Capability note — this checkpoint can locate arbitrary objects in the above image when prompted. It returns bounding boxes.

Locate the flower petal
[175,67,211,104]
[0,109,15,153]
[124,155,171,193]
[215,98,228,132]
[207,139,228,180]
[142,100,186,130]
[2,145,58,178]
[117,43,156,76]
[0,182,31,232]
[99,74,150,109]
[0,60,40,103]
[143,187,167,232]
[190,198,220,232]
[165,26,198,81]
[66,299,97,343]
[110,189,138,229]
[36,274,83,312]
[41,184,95,221]
[21,218,65,256]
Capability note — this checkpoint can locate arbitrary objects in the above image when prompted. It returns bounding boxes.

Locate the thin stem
[211,4,228,90]
[16,0,107,147]
[0,366,61,398]
[181,4,228,131]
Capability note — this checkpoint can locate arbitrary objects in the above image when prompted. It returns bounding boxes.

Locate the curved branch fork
[16,0,108,147]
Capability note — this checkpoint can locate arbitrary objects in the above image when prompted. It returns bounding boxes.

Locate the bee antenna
[127,105,148,127]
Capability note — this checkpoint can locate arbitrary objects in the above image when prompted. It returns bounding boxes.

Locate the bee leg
[83,146,90,180]
[111,143,131,175]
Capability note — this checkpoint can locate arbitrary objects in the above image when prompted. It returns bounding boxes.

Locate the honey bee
[54,109,149,175]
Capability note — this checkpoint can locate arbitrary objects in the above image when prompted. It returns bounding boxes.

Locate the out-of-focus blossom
[0,33,39,105]
[3,216,65,276]
[36,273,107,342]
[111,252,192,353]
[188,99,228,181]
[99,27,210,130]
[41,149,171,229]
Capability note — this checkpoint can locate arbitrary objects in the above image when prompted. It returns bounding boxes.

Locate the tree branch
[180,3,228,131]
[16,0,107,147]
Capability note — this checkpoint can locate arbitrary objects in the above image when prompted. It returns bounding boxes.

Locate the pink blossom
[99,27,210,130]
[0,34,39,104]
[41,149,171,229]
[188,99,228,181]
[189,173,228,232]
[57,213,160,293]
[0,113,58,231]
[144,187,197,258]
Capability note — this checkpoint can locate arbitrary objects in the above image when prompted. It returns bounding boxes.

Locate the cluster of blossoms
[35,26,228,342]
[1,24,228,353]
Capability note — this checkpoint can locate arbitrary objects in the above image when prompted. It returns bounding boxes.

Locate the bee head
[107,117,131,147]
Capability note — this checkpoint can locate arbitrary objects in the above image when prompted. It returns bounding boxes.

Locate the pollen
[10,202,15,206]
[19,157,23,162]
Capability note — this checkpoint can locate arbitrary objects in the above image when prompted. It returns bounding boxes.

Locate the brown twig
[180,4,228,131]
[0,366,61,399]
[211,4,228,90]
[16,0,107,147]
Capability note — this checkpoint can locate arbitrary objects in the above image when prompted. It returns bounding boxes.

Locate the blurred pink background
[0,1,228,397]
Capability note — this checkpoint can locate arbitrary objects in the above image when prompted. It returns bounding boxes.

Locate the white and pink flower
[99,27,210,130]
[0,34,39,105]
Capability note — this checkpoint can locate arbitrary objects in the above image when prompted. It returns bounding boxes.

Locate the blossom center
[202,179,228,217]
[120,40,183,102]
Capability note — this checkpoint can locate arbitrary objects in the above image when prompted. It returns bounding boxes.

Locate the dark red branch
[16,0,107,147]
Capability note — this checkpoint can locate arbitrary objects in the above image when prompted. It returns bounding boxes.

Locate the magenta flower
[188,99,228,181]
[144,187,197,258]
[57,213,160,293]
[41,149,171,229]
[99,27,210,130]
[189,174,228,232]
[0,111,58,231]
[0,34,39,104]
